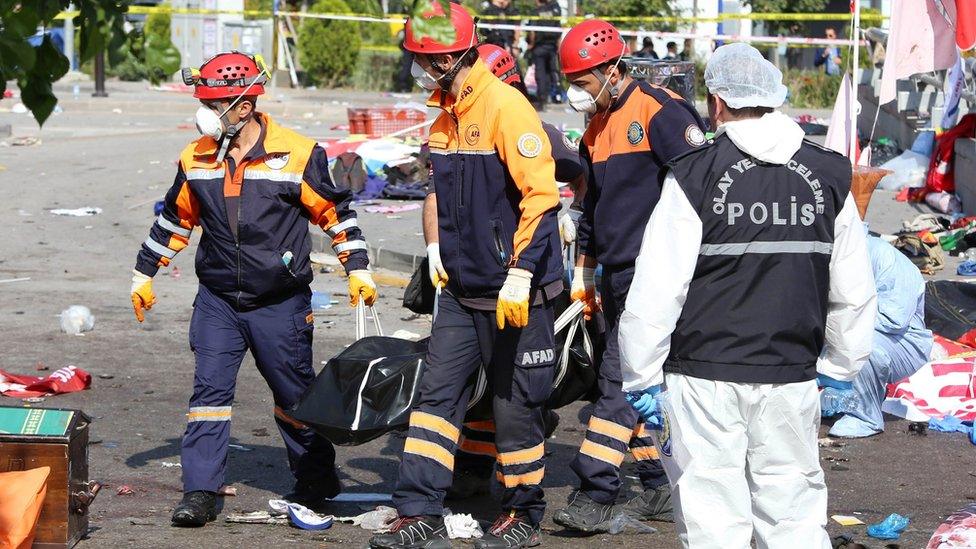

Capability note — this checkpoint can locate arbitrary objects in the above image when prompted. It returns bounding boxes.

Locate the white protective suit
[618,112,877,549]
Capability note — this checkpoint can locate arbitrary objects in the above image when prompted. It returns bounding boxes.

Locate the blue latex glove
[626,385,664,429]
[817,373,853,391]
[866,513,909,540]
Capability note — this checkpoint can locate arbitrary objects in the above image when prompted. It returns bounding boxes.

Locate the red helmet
[191,52,267,100]
[477,44,520,84]
[404,2,477,54]
[559,19,628,75]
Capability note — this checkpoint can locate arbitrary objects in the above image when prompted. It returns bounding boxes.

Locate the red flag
[958,0,976,49]
[0,365,92,398]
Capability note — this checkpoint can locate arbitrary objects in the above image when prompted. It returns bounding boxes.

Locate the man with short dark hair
[815,27,843,75]
[636,37,659,59]
[663,41,679,60]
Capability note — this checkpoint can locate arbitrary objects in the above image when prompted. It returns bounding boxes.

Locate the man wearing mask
[371,5,563,549]
[130,52,378,526]
[619,43,876,547]
[553,19,707,533]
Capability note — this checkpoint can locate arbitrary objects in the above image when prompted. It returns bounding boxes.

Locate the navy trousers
[392,290,555,525]
[181,284,336,494]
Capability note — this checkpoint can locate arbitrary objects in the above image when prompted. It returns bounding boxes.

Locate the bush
[784,69,842,109]
[299,0,362,87]
[351,48,401,91]
[345,0,395,46]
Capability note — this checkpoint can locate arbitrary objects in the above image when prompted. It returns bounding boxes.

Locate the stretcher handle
[355,301,384,340]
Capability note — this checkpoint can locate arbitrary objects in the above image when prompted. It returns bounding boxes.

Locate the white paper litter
[50,207,102,217]
[392,330,421,341]
[444,512,483,539]
[336,506,398,531]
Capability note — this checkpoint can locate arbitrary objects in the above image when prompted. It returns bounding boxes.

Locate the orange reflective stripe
[497,442,544,466]
[300,181,340,230]
[631,446,660,461]
[588,416,633,443]
[174,179,200,228]
[495,466,545,488]
[464,420,496,432]
[579,439,625,466]
[459,439,497,457]
[404,438,454,471]
[409,411,460,442]
[633,423,648,438]
[274,406,307,429]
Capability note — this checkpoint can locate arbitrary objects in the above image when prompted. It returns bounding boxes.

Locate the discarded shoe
[171,490,217,527]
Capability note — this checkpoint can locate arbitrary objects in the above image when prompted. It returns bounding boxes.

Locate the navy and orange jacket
[427,60,562,298]
[577,80,706,267]
[134,113,368,310]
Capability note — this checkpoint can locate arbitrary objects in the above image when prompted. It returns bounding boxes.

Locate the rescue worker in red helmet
[422,43,585,500]
[369,4,563,548]
[551,20,707,533]
[130,51,377,526]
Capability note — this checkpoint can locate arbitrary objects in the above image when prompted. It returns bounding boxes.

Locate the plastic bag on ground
[335,506,398,530]
[607,511,659,534]
[60,305,95,334]
[867,513,910,540]
[877,150,931,190]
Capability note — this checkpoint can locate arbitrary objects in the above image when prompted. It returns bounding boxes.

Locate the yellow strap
[409,411,460,442]
[404,438,455,471]
[497,442,545,466]
[588,416,634,443]
[579,439,626,467]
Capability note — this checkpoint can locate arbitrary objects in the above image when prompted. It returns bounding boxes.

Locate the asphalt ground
[0,80,973,548]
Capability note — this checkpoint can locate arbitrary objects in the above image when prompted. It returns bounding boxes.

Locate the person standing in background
[815,27,843,75]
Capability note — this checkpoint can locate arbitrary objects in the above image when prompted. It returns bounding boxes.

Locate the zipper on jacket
[234,160,244,309]
[491,221,508,266]
[449,111,467,294]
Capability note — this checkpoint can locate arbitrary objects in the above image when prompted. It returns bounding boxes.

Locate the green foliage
[408,0,457,45]
[346,0,395,46]
[784,69,842,108]
[244,0,274,19]
[105,6,180,84]
[578,0,675,28]
[299,0,362,87]
[351,48,401,91]
[741,0,829,34]
[0,0,127,125]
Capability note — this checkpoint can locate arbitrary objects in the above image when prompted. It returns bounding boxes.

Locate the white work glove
[427,243,449,289]
[496,268,533,329]
[570,266,599,320]
[559,213,577,245]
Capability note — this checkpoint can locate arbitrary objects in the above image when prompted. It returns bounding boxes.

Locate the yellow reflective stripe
[579,439,625,466]
[459,439,497,457]
[495,467,545,488]
[404,438,454,471]
[631,446,660,461]
[497,442,544,466]
[409,411,460,442]
[588,416,633,443]
[633,423,648,438]
[187,406,232,422]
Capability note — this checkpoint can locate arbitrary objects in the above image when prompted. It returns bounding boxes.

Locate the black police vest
[665,133,852,384]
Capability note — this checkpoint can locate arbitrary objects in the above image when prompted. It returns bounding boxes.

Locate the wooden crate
[0,407,97,549]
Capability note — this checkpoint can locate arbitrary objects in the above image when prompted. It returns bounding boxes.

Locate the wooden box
[0,407,97,549]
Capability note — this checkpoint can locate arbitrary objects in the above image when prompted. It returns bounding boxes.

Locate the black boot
[283,475,342,511]
[620,484,674,522]
[475,511,541,548]
[552,490,615,533]
[368,515,451,549]
[171,491,217,527]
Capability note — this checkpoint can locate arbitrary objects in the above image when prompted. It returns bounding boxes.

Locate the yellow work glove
[496,268,533,330]
[570,266,599,321]
[131,270,156,323]
[427,243,449,289]
[349,270,378,307]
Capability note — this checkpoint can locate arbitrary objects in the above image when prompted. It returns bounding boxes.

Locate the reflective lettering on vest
[521,349,555,366]
[716,158,824,227]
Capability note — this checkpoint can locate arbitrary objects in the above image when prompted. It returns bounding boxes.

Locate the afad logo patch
[627,121,645,145]
[465,124,481,146]
[517,133,543,158]
[520,348,554,366]
[265,153,289,170]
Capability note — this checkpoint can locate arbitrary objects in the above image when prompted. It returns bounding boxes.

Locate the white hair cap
[704,42,789,109]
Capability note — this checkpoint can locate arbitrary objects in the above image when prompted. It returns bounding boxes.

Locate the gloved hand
[817,373,854,391]
[426,243,449,289]
[348,270,378,307]
[558,213,577,245]
[131,269,156,323]
[626,385,664,429]
[570,265,599,320]
[496,268,533,330]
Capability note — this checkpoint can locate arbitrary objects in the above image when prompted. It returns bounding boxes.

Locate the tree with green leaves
[741,0,829,34]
